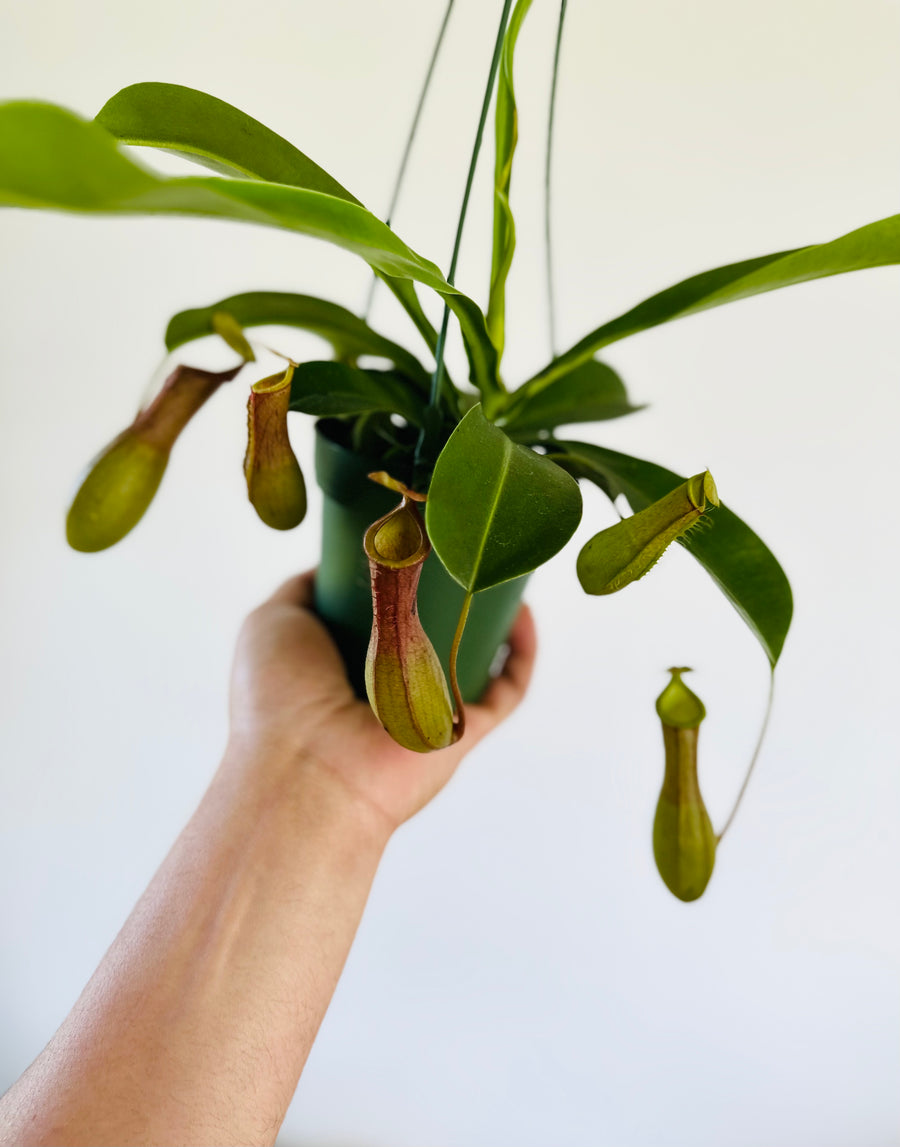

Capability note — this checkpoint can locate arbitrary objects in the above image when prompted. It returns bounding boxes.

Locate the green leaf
[93,84,464,407]
[0,102,436,269]
[95,85,444,365]
[526,214,900,391]
[288,361,425,424]
[500,359,644,439]
[486,0,533,359]
[165,290,430,385]
[95,82,360,202]
[426,405,582,592]
[0,100,500,403]
[554,440,792,666]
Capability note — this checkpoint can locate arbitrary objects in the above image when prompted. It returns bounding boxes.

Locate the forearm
[0,744,390,1147]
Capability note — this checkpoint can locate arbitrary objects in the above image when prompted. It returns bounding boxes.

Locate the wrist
[218,735,395,855]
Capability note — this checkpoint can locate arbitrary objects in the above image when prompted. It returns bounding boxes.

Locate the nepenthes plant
[1,1,897,901]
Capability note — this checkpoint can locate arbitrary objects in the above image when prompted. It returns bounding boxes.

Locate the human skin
[0,571,536,1147]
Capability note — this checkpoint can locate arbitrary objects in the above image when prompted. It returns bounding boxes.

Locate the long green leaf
[555,440,792,666]
[288,361,425,424]
[526,214,900,392]
[0,103,439,270]
[165,290,430,385]
[96,82,360,202]
[486,0,533,359]
[0,100,498,401]
[426,405,582,592]
[96,84,450,399]
[95,84,446,361]
[500,359,644,439]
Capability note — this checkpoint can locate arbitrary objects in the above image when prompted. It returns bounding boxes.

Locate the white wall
[1,1,898,1144]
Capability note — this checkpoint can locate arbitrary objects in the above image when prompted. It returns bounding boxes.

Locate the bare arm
[0,572,536,1147]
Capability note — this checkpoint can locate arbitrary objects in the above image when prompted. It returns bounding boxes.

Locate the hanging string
[414,0,515,480]
[544,0,568,358]
[362,0,456,322]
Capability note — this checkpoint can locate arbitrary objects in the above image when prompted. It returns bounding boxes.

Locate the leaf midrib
[463,430,512,592]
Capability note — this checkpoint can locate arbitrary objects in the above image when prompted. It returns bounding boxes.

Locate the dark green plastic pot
[313,420,528,702]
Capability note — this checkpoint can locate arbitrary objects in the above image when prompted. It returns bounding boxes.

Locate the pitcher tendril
[447,591,473,742]
[717,670,776,843]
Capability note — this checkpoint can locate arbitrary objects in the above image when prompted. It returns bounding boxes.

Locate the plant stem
[717,670,776,843]
[449,590,474,742]
[544,0,568,358]
[414,0,514,483]
[363,0,456,321]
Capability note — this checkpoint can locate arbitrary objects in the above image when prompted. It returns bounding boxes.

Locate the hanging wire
[362,0,456,322]
[544,0,568,358]
[413,0,515,480]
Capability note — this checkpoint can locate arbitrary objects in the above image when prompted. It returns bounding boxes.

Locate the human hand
[226,570,536,836]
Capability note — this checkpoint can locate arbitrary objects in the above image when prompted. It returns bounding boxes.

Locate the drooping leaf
[486,0,533,358]
[500,359,644,439]
[288,361,425,424]
[0,102,436,268]
[0,100,499,402]
[94,85,458,403]
[555,440,792,666]
[95,82,360,201]
[94,84,446,364]
[426,405,582,592]
[165,290,430,386]
[526,214,900,392]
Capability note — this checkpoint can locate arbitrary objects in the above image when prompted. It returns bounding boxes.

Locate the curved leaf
[526,214,900,391]
[0,100,499,401]
[95,82,360,202]
[554,440,792,666]
[0,103,438,268]
[288,361,425,424]
[487,0,533,358]
[426,405,582,592]
[94,85,446,392]
[165,290,429,385]
[500,359,644,439]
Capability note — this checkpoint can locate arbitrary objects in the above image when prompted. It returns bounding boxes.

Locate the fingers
[465,603,537,736]
[266,569,317,608]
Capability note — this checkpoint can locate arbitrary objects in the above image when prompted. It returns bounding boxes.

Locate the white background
[1,1,899,1144]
